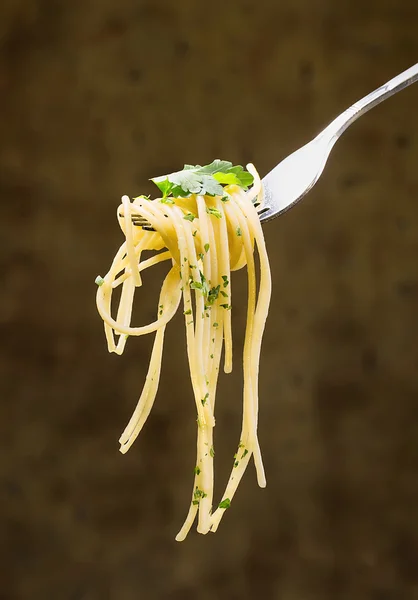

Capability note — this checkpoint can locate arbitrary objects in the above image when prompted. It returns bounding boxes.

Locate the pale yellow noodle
[96,165,271,541]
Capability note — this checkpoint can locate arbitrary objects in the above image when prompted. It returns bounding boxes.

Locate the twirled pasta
[96,164,271,540]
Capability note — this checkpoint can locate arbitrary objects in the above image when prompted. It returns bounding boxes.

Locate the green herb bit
[220,290,228,298]
[184,309,192,315]
[159,304,164,316]
[218,498,231,509]
[204,243,210,253]
[221,195,229,202]
[210,354,214,359]
[190,281,203,291]
[198,252,204,261]
[210,446,215,458]
[213,322,219,328]
[236,227,242,236]
[206,206,222,219]
[187,320,194,325]
[234,461,239,468]
[201,393,209,406]
[184,212,196,222]
[207,285,220,306]
[184,257,188,262]
[95,276,105,286]
[220,303,231,310]
[192,230,197,237]
[238,442,245,448]
[221,275,229,288]
[160,197,174,204]
[193,486,207,505]
[242,449,249,458]
[194,466,201,475]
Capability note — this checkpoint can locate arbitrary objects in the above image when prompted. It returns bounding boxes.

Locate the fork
[261,63,418,223]
[129,63,418,230]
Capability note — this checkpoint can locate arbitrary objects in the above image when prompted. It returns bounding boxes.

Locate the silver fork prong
[260,63,418,223]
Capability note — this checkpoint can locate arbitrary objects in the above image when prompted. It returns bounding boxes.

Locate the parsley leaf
[218,498,231,509]
[151,160,254,198]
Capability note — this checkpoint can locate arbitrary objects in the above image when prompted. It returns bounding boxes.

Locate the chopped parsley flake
[236,227,242,236]
[95,276,105,286]
[201,393,209,406]
[220,290,228,298]
[210,446,215,458]
[159,304,164,316]
[242,449,249,458]
[221,275,229,288]
[206,206,222,219]
[210,354,214,359]
[204,243,210,253]
[192,230,197,237]
[192,486,207,505]
[184,213,196,222]
[218,498,231,509]
[184,309,192,315]
[213,322,219,328]
[160,197,174,204]
[220,303,231,310]
[207,285,220,306]
[234,461,239,468]
[194,466,201,475]
[190,271,209,296]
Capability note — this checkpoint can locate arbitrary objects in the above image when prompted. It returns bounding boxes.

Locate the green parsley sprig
[151,160,254,199]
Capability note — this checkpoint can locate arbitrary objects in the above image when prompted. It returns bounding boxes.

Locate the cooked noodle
[96,163,271,540]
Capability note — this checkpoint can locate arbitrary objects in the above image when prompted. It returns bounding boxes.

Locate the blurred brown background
[1,0,418,598]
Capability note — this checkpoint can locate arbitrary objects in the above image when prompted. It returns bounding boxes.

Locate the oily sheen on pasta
[95,161,271,540]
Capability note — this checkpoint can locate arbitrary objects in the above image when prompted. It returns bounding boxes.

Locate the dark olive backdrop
[1,1,418,599]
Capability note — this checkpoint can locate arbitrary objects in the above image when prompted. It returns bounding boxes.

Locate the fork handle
[322,63,418,141]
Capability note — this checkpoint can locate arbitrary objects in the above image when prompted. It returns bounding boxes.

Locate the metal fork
[261,63,418,223]
[129,63,418,230]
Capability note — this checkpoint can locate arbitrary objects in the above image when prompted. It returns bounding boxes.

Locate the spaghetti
[95,161,271,540]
